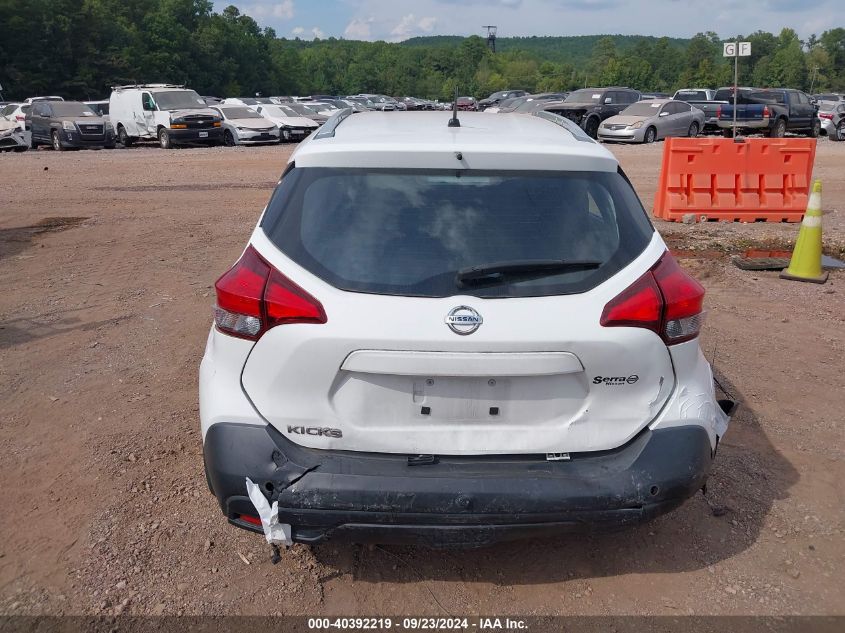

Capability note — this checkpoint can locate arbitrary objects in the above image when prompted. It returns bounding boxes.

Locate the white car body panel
[200,111,729,459]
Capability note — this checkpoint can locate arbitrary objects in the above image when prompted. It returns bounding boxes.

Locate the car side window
[623,92,638,104]
[674,102,691,112]
[142,93,156,111]
[798,92,810,105]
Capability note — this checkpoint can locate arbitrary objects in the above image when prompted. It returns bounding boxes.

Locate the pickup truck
[716,87,821,137]
[672,89,725,131]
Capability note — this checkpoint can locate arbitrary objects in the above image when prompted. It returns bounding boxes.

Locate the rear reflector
[214,245,326,340]
[601,253,705,345]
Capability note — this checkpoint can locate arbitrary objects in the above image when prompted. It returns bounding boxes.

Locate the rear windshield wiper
[456,259,602,287]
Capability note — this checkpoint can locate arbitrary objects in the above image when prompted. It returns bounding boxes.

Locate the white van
[109,84,223,148]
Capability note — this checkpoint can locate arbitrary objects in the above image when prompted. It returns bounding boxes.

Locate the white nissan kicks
[200,108,734,548]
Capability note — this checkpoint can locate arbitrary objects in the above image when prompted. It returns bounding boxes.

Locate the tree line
[1,0,843,101]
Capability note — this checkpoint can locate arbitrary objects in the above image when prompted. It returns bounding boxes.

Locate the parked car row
[0,86,467,152]
[4,84,841,153]
[477,85,839,143]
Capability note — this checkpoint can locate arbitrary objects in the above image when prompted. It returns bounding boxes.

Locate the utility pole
[809,66,819,93]
[483,26,497,53]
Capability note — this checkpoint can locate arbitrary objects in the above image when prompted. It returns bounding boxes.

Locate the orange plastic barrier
[652,137,817,223]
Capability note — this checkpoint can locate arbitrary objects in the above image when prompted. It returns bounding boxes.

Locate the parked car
[253,104,318,141]
[456,96,478,111]
[200,109,733,548]
[546,87,642,138]
[813,93,845,104]
[491,93,570,114]
[672,89,724,131]
[818,101,845,141]
[110,84,223,148]
[27,100,115,150]
[0,111,28,151]
[23,95,64,104]
[716,87,820,137]
[344,96,375,111]
[0,102,29,130]
[598,99,705,143]
[212,105,280,146]
[285,102,331,125]
[357,94,397,111]
[478,89,527,111]
[299,101,340,119]
[84,100,110,120]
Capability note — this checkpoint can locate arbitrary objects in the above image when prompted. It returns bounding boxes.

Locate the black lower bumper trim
[204,423,713,547]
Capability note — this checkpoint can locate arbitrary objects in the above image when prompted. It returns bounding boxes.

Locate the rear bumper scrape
[204,422,716,547]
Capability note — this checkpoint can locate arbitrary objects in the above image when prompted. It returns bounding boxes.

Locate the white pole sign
[724,42,751,57]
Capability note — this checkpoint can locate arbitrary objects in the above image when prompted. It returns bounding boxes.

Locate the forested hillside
[1,0,843,100]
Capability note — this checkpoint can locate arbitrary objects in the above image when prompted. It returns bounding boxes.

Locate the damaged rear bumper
[203,422,716,548]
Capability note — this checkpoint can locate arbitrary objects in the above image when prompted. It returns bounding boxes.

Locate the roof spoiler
[313,107,354,139]
[532,111,595,143]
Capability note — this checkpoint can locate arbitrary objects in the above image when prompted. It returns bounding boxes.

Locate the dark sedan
[28,100,115,150]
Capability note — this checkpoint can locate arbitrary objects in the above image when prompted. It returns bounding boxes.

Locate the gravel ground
[0,135,842,618]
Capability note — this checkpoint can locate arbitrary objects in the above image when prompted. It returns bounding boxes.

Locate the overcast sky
[221,0,836,42]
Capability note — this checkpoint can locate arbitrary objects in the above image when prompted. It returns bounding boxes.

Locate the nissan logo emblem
[445,305,482,335]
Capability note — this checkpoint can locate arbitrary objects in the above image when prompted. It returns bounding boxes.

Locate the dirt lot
[0,137,843,618]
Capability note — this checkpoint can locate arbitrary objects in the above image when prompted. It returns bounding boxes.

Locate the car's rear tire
[223,130,235,147]
[687,122,699,138]
[768,118,787,138]
[644,126,657,143]
[51,130,64,151]
[117,125,133,147]
[834,121,845,142]
[583,117,600,139]
[158,127,171,149]
[807,119,821,138]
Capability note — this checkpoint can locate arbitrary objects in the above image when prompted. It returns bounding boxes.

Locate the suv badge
[445,306,482,335]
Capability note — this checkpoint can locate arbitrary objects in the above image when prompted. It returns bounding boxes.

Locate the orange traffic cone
[780,180,828,284]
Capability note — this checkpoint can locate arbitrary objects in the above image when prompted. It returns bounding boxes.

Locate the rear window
[749,91,785,104]
[714,88,755,103]
[675,91,708,101]
[261,168,653,298]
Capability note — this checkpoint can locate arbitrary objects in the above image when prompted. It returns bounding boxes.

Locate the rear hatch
[239,167,675,455]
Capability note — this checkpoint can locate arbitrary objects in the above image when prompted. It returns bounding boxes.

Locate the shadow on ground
[0,216,89,259]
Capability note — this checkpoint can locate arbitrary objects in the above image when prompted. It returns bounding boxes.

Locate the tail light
[601,253,705,345]
[763,106,770,118]
[15,115,25,121]
[819,113,833,120]
[213,245,326,341]
[236,513,262,527]
[716,106,721,118]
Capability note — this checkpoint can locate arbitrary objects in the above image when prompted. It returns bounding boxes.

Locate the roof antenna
[448,87,460,128]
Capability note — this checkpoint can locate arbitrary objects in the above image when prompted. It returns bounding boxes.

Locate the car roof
[291,111,618,172]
